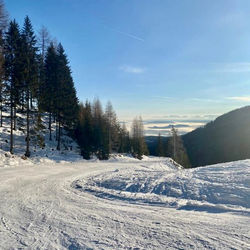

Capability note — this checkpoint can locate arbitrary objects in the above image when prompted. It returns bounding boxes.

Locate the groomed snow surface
[0,154,249,249]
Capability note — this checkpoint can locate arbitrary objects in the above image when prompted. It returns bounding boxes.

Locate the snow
[0,154,249,249]
[0,111,81,161]
[78,158,250,211]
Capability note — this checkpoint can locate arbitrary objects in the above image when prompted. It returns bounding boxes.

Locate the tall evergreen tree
[4,20,22,154]
[36,26,50,133]
[0,0,7,127]
[55,43,78,150]
[21,16,39,157]
[75,101,93,159]
[43,43,57,140]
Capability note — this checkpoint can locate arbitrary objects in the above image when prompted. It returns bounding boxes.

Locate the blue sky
[5,0,250,127]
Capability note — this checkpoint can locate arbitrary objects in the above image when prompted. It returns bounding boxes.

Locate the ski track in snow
[0,156,249,249]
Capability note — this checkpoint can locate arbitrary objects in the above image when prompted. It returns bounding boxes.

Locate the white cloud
[119,65,145,74]
[227,96,250,102]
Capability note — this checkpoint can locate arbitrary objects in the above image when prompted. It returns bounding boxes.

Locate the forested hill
[182,106,250,167]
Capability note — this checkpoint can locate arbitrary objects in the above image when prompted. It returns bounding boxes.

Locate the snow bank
[74,158,250,213]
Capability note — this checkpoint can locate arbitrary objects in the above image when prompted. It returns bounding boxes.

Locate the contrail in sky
[103,24,145,42]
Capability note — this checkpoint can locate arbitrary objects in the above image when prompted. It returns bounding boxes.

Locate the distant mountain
[183,106,250,167]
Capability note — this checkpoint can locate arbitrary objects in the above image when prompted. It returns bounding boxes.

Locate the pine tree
[0,0,7,127]
[4,20,22,154]
[75,101,93,159]
[167,126,191,168]
[118,122,131,153]
[21,16,39,157]
[55,43,78,150]
[43,43,57,140]
[36,26,50,135]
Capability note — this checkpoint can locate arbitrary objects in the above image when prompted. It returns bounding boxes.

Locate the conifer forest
[0,3,155,162]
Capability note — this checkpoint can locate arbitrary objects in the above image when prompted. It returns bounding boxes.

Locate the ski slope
[0,155,249,249]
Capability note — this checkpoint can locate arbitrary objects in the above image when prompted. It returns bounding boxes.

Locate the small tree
[167,126,191,168]
[131,116,148,159]
[37,26,50,62]
[156,133,165,157]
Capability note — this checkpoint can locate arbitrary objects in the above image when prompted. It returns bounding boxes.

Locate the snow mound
[74,158,250,213]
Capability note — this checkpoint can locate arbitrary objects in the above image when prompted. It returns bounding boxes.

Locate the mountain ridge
[183,105,250,166]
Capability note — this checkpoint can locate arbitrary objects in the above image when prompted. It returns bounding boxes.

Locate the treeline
[75,101,148,160]
[154,127,191,168]
[0,1,149,160]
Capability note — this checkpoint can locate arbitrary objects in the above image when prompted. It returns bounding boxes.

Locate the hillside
[0,110,81,162]
[0,155,249,249]
[183,106,250,167]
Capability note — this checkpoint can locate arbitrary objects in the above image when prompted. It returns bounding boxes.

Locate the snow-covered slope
[76,157,250,212]
[0,155,249,249]
[0,111,81,162]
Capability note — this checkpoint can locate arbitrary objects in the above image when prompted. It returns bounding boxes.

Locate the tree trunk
[0,100,2,127]
[21,93,24,112]
[49,111,52,141]
[14,106,16,130]
[55,120,58,141]
[25,90,30,157]
[57,118,61,150]
[30,93,33,109]
[10,90,13,154]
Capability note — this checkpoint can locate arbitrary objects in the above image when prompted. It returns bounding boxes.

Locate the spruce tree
[4,20,22,154]
[21,16,38,157]
[75,101,93,159]
[0,0,7,127]
[43,43,57,140]
[55,43,78,150]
